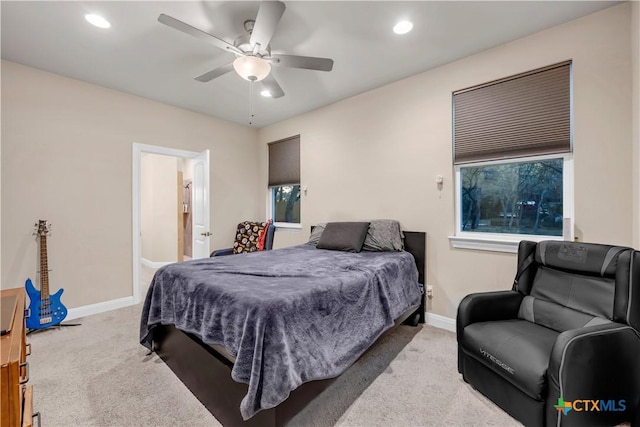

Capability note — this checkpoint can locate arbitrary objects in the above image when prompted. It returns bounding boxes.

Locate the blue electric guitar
[25,220,68,330]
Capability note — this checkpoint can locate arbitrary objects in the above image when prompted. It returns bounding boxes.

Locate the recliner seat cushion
[461,319,558,400]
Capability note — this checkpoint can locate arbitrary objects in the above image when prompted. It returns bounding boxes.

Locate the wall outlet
[426,284,433,299]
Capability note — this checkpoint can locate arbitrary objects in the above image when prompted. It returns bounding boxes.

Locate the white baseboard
[426,312,456,332]
[66,296,136,321]
[140,258,172,269]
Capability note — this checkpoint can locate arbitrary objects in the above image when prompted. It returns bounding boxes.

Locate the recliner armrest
[456,291,523,340]
[265,223,276,250]
[210,248,233,257]
[547,323,640,426]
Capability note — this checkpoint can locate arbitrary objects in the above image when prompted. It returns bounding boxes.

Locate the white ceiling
[1,1,620,128]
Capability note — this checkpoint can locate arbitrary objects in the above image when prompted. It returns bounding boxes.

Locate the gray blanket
[140,244,421,420]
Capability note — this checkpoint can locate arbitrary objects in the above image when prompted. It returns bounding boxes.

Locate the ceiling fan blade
[249,1,286,49]
[262,74,285,99]
[158,14,243,56]
[195,63,235,82]
[270,54,333,72]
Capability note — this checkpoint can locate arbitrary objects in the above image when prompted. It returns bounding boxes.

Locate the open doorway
[140,153,184,265]
[132,143,210,304]
[180,166,194,262]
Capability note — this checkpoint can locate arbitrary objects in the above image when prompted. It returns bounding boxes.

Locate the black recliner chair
[457,240,640,426]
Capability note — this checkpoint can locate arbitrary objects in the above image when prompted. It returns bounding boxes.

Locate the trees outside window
[271,185,300,224]
[460,157,564,236]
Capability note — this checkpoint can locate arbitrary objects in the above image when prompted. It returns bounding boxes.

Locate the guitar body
[25,278,68,330]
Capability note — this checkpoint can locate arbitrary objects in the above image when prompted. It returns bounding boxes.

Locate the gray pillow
[317,222,370,253]
[362,219,404,251]
[308,223,326,245]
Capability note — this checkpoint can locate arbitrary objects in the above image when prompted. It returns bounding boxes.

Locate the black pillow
[317,222,370,253]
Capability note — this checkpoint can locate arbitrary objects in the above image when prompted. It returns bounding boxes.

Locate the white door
[192,150,211,259]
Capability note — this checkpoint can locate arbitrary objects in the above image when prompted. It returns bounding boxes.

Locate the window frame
[267,135,301,230]
[449,153,574,253]
[269,184,302,229]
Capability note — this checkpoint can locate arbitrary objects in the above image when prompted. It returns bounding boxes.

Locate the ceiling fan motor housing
[235,21,271,58]
[234,34,271,58]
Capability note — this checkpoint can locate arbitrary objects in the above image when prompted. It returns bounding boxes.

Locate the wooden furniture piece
[1,288,36,427]
[151,231,427,426]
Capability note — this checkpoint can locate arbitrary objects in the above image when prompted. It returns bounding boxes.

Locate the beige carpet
[28,304,520,427]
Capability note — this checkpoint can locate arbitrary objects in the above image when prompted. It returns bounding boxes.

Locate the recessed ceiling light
[260,90,272,97]
[85,14,111,29]
[393,21,413,35]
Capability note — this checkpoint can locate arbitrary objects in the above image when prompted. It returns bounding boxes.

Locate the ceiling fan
[158,1,334,99]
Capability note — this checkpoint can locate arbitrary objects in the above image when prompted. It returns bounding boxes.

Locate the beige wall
[141,153,179,263]
[0,86,2,283]
[259,4,636,318]
[633,1,640,249]
[1,60,260,307]
[1,4,636,316]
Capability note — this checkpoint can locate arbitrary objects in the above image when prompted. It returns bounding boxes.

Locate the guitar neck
[40,234,50,300]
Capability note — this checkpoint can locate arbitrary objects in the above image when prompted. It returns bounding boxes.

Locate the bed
[140,224,426,426]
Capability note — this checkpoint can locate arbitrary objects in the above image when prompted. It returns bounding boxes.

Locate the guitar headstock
[34,220,51,237]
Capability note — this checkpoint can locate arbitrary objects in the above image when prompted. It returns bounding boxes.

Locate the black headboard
[403,231,426,285]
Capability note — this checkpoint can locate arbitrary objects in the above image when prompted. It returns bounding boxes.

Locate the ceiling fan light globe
[233,56,271,82]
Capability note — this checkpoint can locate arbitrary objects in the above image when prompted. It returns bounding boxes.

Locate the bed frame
[151,231,426,427]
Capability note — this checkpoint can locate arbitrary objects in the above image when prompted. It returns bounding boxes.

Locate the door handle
[32,412,42,427]
[200,232,212,237]
[19,362,29,384]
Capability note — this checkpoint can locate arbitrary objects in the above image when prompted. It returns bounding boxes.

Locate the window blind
[453,61,571,164]
[268,135,300,186]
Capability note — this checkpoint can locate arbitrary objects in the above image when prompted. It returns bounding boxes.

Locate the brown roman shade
[268,135,300,186]
[453,61,572,164]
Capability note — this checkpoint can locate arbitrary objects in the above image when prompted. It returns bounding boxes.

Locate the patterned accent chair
[210,220,275,257]
[457,240,640,426]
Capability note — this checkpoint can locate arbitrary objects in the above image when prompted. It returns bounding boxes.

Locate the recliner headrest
[535,241,631,278]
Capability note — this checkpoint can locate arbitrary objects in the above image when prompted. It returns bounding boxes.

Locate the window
[459,156,567,235]
[451,61,573,252]
[271,185,301,224]
[268,136,301,227]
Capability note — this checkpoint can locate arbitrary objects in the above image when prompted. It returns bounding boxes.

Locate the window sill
[274,222,302,230]
[448,234,565,254]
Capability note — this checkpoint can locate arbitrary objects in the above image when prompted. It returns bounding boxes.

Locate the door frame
[190,150,211,260]
[132,143,210,304]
